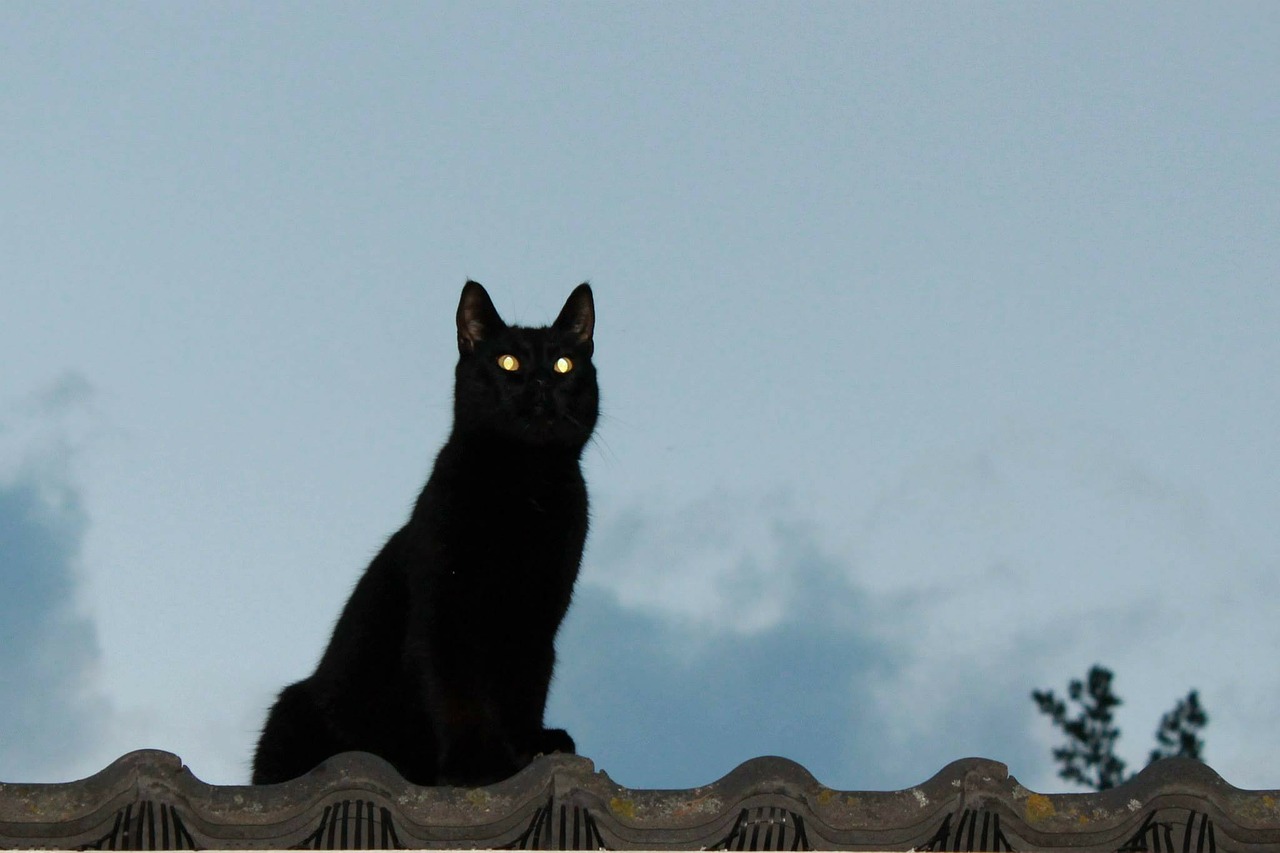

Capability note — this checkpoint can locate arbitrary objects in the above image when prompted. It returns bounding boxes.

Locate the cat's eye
[553,356,574,374]
[497,354,520,372]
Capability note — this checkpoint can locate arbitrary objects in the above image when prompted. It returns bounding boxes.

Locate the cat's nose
[532,379,551,412]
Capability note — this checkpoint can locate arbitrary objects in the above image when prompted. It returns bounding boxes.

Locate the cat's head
[452,281,598,448]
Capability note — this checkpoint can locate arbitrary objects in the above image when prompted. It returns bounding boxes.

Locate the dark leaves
[1033,665,1208,791]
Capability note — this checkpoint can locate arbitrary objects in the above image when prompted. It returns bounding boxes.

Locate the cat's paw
[534,727,576,757]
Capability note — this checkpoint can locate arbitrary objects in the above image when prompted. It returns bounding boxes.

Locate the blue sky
[3,3,1278,792]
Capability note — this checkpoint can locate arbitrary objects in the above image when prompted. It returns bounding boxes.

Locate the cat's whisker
[586,433,619,466]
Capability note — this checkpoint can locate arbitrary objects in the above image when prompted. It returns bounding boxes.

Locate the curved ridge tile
[0,751,188,849]
[177,751,573,848]
[4,751,1280,850]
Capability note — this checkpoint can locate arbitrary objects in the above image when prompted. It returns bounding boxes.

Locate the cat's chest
[459,485,583,561]
[424,500,582,621]
[437,444,582,512]
[415,440,585,572]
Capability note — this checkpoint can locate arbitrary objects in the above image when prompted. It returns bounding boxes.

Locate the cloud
[551,424,1276,794]
[579,492,862,638]
[549,492,1046,792]
[855,425,1280,790]
[0,374,105,782]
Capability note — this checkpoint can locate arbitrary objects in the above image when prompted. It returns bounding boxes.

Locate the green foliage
[1032,665,1208,791]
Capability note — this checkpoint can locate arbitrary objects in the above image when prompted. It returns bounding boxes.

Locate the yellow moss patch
[609,797,637,820]
[1025,793,1055,822]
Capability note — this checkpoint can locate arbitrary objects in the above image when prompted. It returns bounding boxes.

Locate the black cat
[252,281,597,787]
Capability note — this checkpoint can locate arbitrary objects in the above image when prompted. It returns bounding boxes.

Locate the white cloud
[565,427,1279,792]
[582,491,820,636]
[559,490,1045,791]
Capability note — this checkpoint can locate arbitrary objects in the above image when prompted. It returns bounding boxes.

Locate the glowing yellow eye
[553,356,573,374]
[497,354,520,372]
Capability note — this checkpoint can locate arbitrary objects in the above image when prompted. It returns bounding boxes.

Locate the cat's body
[252,282,597,787]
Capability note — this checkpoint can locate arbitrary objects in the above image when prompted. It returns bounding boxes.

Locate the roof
[2,751,1277,850]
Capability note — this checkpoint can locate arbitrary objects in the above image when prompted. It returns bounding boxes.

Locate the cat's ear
[456,281,505,353]
[553,283,594,350]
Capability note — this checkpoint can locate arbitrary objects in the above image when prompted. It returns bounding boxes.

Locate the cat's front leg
[427,672,525,786]
[498,645,577,764]
[436,724,521,787]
